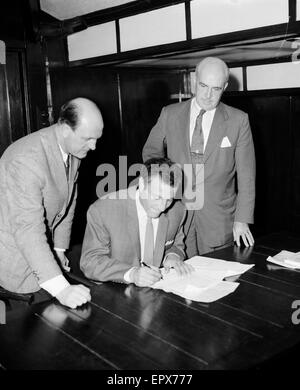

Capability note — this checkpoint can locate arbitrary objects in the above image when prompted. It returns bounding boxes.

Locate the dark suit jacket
[0,126,80,293]
[143,99,256,248]
[80,186,186,283]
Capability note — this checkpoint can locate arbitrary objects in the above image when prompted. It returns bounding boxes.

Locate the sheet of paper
[180,281,239,303]
[267,250,300,269]
[152,256,254,303]
[185,256,254,277]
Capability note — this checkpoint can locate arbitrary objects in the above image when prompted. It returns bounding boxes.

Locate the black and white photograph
[0,0,300,377]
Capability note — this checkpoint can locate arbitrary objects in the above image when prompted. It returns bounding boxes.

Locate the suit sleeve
[142,107,167,162]
[234,114,256,223]
[80,204,133,283]
[6,157,62,284]
[165,208,186,261]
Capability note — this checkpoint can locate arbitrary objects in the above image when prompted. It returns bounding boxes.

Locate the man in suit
[0,97,103,309]
[143,57,255,256]
[80,158,192,287]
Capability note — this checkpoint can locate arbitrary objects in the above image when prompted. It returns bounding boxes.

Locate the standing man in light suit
[0,97,103,309]
[143,57,255,256]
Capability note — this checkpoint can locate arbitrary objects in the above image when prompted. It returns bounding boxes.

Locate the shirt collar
[58,144,69,165]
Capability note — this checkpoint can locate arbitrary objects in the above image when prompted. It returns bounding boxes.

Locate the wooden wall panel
[119,70,182,165]
[223,94,294,237]
[50,67,122,243]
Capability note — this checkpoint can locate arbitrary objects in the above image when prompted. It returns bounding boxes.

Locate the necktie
[144,217,154,264]
[191,109,206,158]
[65,155,70,179]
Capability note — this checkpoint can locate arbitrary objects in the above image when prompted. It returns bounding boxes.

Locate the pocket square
[165,240,174,246]
[220,136,231,148]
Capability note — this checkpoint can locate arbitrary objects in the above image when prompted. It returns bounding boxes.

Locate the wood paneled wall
[49,64,300,243]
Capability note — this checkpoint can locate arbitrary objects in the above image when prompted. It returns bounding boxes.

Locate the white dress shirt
[40,144,71,297]
[189,98,216,151]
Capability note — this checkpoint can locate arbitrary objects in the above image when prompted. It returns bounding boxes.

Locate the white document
[152,256,254,302]
[267,250,300,269]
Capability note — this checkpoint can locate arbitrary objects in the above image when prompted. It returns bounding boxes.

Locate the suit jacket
[142,99,256,248]
[0,126,80,293]
[80,186,186,283]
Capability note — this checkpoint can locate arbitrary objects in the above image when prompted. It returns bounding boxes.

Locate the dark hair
[58,100,80,131]
[140,157,182,188]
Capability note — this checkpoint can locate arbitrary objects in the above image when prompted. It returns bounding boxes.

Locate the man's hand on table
[233,222,254,247]
[56,285,91,309]
[163,254,194,276]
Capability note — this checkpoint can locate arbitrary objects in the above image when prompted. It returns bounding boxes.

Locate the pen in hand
[140,261,163,279]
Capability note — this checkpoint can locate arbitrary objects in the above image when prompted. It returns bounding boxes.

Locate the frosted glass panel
[68,22,117,61]
[247,62,300,90]
[191,0,288,38]
[120,4,186,51]
[227,67,243,91]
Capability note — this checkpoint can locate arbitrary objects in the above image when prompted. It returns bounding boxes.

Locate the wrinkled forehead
[196,63,228,86]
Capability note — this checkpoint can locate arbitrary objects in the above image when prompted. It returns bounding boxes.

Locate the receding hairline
[196,57,229,82]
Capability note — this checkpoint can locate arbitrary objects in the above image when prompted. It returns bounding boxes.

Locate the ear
[223,82,228,91]
[61,123,72,138]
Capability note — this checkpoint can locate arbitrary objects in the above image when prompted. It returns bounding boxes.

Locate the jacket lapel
[204,102,228,163]
[126,188,141,261]
[153,213,169,267]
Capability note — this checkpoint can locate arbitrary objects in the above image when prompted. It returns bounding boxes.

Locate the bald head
[194,57,229,111]
[58,97,104,159]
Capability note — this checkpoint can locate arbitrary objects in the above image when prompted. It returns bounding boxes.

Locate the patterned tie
[191,109,206,159]
[144,217,154,265]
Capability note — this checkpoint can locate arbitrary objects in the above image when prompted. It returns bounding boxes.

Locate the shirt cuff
[40,275,70,297]
[124,267,136,283]
[54,248,66,252]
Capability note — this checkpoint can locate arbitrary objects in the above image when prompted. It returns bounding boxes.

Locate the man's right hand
[56,285,91,309]
[131,266,161,287]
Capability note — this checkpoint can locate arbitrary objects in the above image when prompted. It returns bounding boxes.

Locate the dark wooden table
[0,233,300,370]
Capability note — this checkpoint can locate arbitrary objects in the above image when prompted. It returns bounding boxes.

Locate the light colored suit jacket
[80,186,186,283]
[0,126,80,293]
[143,99,256,248]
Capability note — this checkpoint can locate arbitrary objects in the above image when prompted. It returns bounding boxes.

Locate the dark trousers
[0,286,52,311]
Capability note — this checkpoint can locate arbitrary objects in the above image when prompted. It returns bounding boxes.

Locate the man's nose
[205,87,212,99]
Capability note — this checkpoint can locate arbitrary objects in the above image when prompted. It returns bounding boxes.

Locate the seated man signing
[80,158,192,287]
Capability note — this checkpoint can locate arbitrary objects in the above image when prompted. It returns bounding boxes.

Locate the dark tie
[191,109,206,160]
[144,217,154,265]
[65,155,70,179]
